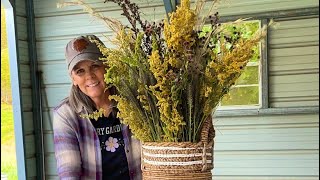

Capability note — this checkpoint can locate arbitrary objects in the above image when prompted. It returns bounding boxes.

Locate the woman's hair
[69,84,118,115]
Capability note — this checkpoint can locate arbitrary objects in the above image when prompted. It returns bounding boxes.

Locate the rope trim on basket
[143,152,212,158]
[141,115,215,179]
[142,145,213,150]
[143,159,212,166]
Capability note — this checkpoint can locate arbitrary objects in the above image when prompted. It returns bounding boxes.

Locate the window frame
[212,19,266,110]
[212,18,269,114]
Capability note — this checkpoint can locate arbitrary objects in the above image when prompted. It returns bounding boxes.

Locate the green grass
[1,104,18,180]
[1,104,15,143]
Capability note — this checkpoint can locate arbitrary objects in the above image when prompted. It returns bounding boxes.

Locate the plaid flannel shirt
[53,98,142,180]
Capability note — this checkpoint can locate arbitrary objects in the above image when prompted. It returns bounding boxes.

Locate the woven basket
[141,115,215,180]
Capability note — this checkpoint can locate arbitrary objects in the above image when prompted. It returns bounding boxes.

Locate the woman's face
[71,60,106,101]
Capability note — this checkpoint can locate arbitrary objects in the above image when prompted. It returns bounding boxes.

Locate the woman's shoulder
[52,97,85,128]
[54,97,72,112]
[53,97,80,119]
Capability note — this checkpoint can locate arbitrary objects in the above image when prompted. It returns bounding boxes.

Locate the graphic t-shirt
[90,113,130,180]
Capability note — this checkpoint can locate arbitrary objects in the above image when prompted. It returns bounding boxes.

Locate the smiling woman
[71,61,108,107]
[53,35,142,180]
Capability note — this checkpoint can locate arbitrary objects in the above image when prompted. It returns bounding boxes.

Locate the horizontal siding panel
[34,0,319,18]
[27,178,37,180]
[17,40,29,64]
[35,6,166,39]
[21,88,33,112]
[215,150,318,167]
[269,72,319,107]
[16,16,28,40]
[213,151,319,176]
[44,133,54,154]
[270,46,319,57]
[215,127,318,151]
[271,18,319,30]
[45,155,57,176]
[34,0,164,17]
[269,74,318,84]
[26,157,37,178]
[270,91,319,99]
[37,39,76,61]
[211,0,319,17]
[36,35,112,61]
[270,63,318,72]
[214,114,319,126]
[269,55,318,66]
[18,40,29,63]
[46,177,59,180]
[35,14,108,39]
[270,37,318,48]
[269,18,319,48]
[270,101,319,108]
[269,18,319,108]
[216,121,318,129]
[25,135,36,158]
[42,110,54,131]
[213,167,318,176]
[40,64,70,85]
[23,111,34,135]
[41,86,70,108]
[270,27,318,38]
[34,0,123,16]
[15,0,26,16]
[37,40,68,61]
[270,82,318,93]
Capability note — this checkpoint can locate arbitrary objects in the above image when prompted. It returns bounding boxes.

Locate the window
[202,20,262,109]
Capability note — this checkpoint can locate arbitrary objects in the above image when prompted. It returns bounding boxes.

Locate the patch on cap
[72,38,89,52]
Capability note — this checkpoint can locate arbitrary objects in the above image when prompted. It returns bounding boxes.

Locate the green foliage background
[1,5,8,49]
[1,5,11,104]
[1,48,12,104]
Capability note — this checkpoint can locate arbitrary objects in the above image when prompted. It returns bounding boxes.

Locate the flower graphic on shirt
[105,137,119,152]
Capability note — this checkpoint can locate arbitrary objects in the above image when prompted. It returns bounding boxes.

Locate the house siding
[269,17,319,108]
[212,113,319,179]
[12,0,39,179]
[10,0,319,179]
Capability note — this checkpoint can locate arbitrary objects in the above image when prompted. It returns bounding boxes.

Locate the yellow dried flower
[164,0,196,53]
[66,0,269,142]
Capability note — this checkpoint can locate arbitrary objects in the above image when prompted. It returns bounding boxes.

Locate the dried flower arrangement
[58,0,268,143]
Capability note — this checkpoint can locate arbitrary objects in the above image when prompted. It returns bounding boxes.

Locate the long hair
[69,84,118,116]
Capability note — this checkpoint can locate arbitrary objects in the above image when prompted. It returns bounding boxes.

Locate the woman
[53,35,141,180]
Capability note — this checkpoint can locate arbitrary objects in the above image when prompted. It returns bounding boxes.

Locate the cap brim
[68,53,104,74]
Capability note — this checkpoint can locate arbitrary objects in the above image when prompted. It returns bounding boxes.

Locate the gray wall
[11,0,319,179]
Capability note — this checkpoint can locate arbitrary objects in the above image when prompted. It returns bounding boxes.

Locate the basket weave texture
[141,116,215,180]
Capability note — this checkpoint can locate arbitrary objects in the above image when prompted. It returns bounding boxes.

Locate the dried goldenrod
[60,0,269,142]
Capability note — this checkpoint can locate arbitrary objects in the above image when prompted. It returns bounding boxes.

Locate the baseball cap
[65,35,105,74]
